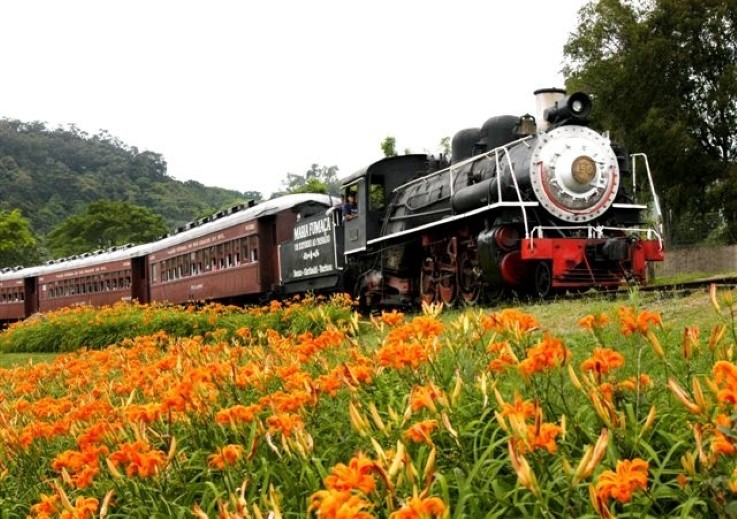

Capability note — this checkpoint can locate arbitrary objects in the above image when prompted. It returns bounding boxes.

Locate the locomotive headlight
[571,99,584,114]
[571,155,597,184]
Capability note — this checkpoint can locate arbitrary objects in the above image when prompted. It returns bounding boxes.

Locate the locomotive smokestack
[533,88,566,131]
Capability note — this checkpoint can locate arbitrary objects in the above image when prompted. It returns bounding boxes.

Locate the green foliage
[0,295,356,354]
[381,135,397,157]
[277,164,340,196]
[45,200,168,257]
[241,190,263,203]
[563,0,737,244]
[0,208,41,268]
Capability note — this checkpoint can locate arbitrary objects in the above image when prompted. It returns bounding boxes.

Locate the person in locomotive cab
[342,193,358,222]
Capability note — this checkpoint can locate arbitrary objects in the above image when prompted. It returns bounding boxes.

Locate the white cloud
[0,0,588,197]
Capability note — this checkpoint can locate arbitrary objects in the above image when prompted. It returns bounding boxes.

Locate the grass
[523,288,722,334]
[652,270,737,286]
[0,352,58,368]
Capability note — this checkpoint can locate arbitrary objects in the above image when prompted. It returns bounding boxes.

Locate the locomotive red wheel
[459,252,481,305]
[420,258,437,304]
[437,268,458,307]
[438,238,458,307]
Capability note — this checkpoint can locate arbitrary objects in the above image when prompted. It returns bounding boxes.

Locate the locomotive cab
[343,154,428,254]
[341,154,446,255]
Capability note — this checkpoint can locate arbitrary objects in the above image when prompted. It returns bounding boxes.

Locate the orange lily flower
[594,458,649,505]
[207,444,244,470]
[404,420,439,445]
[324,454,378,495]
[308,488,374,519]
[390,495,446,518]
[581,348,624,377]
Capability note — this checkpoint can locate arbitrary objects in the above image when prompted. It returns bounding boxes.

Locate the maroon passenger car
[147,194,333,304]
[0,193,334,324]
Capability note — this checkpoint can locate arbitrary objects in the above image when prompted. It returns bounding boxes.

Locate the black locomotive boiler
[279,88,664,307]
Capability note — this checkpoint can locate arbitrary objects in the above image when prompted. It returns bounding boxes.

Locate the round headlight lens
[571,155,597,184]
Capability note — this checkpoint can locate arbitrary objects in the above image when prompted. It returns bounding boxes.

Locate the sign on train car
[279,212,343,292]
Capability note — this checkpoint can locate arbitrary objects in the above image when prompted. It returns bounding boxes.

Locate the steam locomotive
[279,88,664,307]
[0,88,664,323]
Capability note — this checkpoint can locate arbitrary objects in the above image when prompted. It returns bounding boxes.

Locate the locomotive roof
[340,154,432,188]
[0,193,335,282]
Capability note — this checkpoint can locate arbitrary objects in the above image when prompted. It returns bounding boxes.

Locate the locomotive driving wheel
[533,261,554,299]
[437,269,458,307]
[437,238,458,307]
[459,245,482,305]
[420,257,437,304]
[485,283,506,305]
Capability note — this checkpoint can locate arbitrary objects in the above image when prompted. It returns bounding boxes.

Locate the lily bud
[639,405,657,437]
[106,457,123,479]
[508,440,540,496]
[578,428,609,483]
[423,446,437,483]
[388,440,406,479]
[646,330,665,358]
[167,436,177,462]
[52,481,74,512]
[667,379,702,415]
[348,401,370,435]
[692,378,710,414]
[710,283,722,314]
[479,373,489,408]
[708,324,728,351]
[442,412,460,444]
[567,364,583,391]
[100,489,115,518]
[681,451,696,476]
[573,446,594,484]
[60,467,73,487]
[371,438,388,466]
[451,370,463,407]
[368,403,387,433]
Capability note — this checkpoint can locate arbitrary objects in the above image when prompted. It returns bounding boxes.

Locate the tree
[242,191,263,203]
[46,200,168,258]
[277,164,340,196]
[0,209,41,268]
[563,0,737,243]
[381,136,397,157]
[439,136,451,160]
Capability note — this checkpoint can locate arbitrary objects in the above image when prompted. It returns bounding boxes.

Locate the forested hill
[0,119,246,235]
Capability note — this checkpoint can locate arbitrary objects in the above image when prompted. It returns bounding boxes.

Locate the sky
[0,0,590,198]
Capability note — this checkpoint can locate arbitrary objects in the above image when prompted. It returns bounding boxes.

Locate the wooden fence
[653,244,737,278]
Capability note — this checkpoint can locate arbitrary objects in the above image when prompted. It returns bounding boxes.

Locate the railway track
[505,274,737,308]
